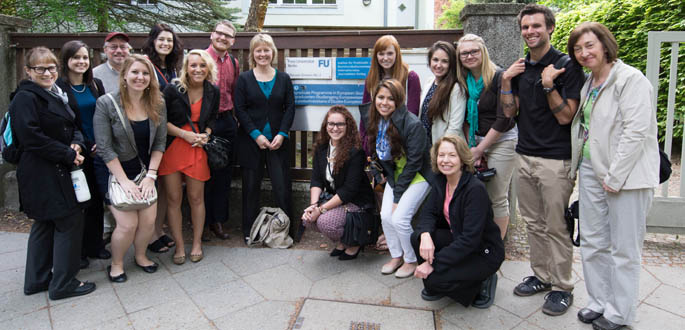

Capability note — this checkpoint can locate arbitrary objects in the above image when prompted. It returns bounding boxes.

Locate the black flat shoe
[338,246,362,260]
[329,248,345,257]
[421,288,446,301]
[80,257,90,269]
[135,261,158,273]
[472,273,498,309]
[50,281,96,300]
[107,266,127,283]
[578,308,603,324]
[89,248,111,260]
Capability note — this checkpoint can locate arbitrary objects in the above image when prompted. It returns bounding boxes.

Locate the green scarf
[466,72,483,148]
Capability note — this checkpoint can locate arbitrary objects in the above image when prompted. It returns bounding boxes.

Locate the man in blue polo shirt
[501,4,585,316]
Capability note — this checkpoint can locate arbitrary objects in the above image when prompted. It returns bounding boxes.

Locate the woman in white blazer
[418,41,465,145]
[568,22,659,330]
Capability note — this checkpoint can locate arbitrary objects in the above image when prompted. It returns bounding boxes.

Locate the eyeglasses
[327,122,346,129]
[107,44,129,51]
[29,66,58,74]
[459,49,481,59]
[213,30,235,39]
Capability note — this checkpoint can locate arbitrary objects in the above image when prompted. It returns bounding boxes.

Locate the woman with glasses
[55,40,110,270]
[11,46,96,300]
[419,41,465,145]
[455,34,517,238]
[94,55,167,283]
[234,33,295,243]
[302,106,374,260]
[142,23,183,253]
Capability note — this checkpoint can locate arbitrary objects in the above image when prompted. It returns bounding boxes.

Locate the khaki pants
[517,154,575,291]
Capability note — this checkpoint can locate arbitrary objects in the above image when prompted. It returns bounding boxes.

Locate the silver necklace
[71,84,86,93]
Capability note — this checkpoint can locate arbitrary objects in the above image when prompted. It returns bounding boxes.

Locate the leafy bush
[542,0,685,141]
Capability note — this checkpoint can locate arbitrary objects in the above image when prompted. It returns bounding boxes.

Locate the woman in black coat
[234,33,295,241]
[159,49,218,264]
[301,106,375,259]
[411,134,504,308]
[56,40,110,269]
[11,47,96,300]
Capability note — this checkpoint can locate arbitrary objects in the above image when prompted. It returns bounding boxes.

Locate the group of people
[13,21,295,297]
[11,4,657,330]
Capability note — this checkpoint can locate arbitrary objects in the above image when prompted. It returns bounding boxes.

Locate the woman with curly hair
[302,105,375,260]
[360,79,432,278]
[143,23,183,91]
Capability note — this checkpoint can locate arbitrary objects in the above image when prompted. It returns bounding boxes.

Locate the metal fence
[9,29,463,180]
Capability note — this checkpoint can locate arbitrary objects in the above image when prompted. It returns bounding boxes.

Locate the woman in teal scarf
[455,34,517,238]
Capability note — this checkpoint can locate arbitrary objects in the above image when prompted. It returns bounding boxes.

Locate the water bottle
[71,165,91,202]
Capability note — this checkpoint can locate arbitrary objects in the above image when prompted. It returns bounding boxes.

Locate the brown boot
[210,223,230,240]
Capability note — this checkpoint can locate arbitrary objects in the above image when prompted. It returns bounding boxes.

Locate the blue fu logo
[318,59,330,68]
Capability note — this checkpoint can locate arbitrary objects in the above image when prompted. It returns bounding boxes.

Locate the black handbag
[340,207,380,247]
[184,113,232,169]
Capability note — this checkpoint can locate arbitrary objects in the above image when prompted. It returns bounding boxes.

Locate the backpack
[1,111,21,164]
[247,207,293,249]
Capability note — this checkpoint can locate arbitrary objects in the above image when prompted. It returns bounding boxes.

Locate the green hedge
[542,0,685,141]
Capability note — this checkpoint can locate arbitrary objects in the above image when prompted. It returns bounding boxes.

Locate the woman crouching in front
[301,105,374,260]
[411,135,504,308]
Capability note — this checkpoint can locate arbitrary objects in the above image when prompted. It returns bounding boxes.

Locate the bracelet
[148,168,158,172]
[145,173,158,181]
[500,90,513,95]
[551,101,567,114]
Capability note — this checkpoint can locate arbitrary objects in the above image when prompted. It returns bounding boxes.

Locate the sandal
[190,252,203,263]
[147,238,169,253]
[159,234,175,247]
[173,254,186,265]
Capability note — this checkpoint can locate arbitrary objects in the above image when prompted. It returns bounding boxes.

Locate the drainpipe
[384,0,388,27]
[414,0,419,29]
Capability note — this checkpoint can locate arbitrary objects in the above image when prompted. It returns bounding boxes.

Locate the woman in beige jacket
[569,22,659,330]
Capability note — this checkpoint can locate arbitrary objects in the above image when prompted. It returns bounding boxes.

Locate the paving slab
[0,288,47,322]
[84,316,134,330]
[389,276,453,310]
[0,249,26,272]
[491,276,543,318]
[288,249,349,281]
[346,252,414,288]
[0,232,27,254]
[498,260,531,283]
[115,276,187,313]
[243,264,312,301]
[309,269,390,305]
[440,303,522,330]
[128,296,211,330]
[158,245,228,274]
[438,319,467,330]
[634,303,685,330]
[0,308,51,330]
[295,298,434,330]
[0,267,25,294]
[644,265,685,289]
[643,284,685,317]
[189,279,264,320]
[48,267,114,307]
[214,300,296,330]
[173,261,238,294]
[50,289,125,330]
[222,247,293,276]
[524,307,584,330]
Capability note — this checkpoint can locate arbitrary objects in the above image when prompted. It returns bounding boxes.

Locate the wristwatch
[543,85,556,94]
[318,206,328,214]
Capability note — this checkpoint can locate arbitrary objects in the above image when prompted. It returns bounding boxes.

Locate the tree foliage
[541,0,685,140]
[14,0,241,32]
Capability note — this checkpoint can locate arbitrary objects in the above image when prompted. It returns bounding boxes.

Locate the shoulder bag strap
[106,93,146,169]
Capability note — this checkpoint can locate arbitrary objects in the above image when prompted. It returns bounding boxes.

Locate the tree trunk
[244,0,269,32]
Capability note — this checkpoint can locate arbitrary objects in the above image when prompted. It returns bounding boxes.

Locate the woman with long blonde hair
[94,54,167,282]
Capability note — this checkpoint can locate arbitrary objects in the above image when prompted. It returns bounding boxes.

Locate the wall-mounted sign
[293,84,364,106]
[285,57,333,79]
[335,57,371,80]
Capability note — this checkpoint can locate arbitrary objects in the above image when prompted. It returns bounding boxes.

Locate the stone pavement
[1,231,683,330]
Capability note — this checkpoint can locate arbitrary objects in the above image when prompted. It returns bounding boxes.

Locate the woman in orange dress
[159,49,219,264]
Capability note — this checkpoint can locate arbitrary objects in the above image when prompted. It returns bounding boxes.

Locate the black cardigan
[10,80,85,220]
[233,69,295,169]
[311,146,374,208]
[359,103,434,203]
[56,77,106,152]
[163,80,219,147]
[416,171,504,273]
